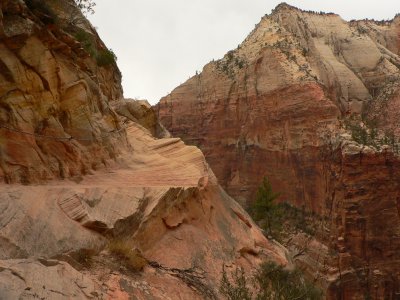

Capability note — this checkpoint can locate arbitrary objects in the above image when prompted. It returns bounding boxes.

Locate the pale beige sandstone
[112,98,170,138]
[0,258,104,299]
[0,121,287,299]
[0,1,288,299]
[352,15,400,56]
[157,3,400,299]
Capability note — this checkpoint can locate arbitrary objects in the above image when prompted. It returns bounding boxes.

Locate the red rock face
[0,0,126,184]
[0,2,288,298]
[158,4,400,298]
[325,147,400,299]
[160,81,339,214]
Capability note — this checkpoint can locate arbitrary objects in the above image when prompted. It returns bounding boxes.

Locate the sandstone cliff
[0,1,287,298]
[0,0,125,184]
[158,3,400,299]
[1,121,286,299]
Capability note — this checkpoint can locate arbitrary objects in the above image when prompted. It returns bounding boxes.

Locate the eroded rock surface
[0,1,288,299]
[0,121,287,299]
[0,0,126,184]
[157,3,400,299]
[0,259,103,299]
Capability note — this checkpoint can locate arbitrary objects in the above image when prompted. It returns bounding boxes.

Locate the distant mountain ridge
[158,3,400,298]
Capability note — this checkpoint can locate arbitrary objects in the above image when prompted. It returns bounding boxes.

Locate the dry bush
[108,240,148,272]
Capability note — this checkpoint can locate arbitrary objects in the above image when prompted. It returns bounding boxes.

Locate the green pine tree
[252,177,280,236]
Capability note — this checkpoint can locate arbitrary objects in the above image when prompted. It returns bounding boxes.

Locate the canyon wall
[0,1,287,298]
[158,4,400,299]
[0,0,126,184]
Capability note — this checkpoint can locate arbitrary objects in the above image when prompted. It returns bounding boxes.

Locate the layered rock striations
[0,1,287,299]
[1,121,286,298]
[0,0,125,184]
[158,3,400,298]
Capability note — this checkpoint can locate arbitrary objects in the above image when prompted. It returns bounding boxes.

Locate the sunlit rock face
[158,3,400,298]
[0,1,287,299]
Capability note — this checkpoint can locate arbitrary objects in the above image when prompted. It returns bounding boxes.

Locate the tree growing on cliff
[251,177,280,236]
[24,0,96,25]
[74,0,96,16]
[220,261,322,300]
[66,0,96,26]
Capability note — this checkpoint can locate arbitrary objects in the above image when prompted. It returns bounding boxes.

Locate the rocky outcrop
[352,15,400,56]
[158,2,400,206]
[157,3,400,298]
[0,120,287,299]
[112,98,170,138]
[0,259,103,299]
[327,141,400,299]
[0,1,288,298]
[0,0,126,184]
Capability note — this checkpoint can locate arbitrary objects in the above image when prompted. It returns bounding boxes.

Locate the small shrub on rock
[73,28,117,66]
[220,266,252,300]
[108,240,147,272]
[72,248,97,267]
[96,48,117,66]
[220,261,322,300]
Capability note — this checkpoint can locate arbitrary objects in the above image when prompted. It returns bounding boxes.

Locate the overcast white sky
[88,1,400,104]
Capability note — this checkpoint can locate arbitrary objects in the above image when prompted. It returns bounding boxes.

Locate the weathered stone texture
[158,4,400,298]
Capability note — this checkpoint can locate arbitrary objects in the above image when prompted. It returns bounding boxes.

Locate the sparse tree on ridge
[74,0,96,16]
[67,0,96,26]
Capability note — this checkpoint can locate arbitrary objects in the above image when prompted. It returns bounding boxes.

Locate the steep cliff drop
[0,1,287,298]
[158,3,400,299]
